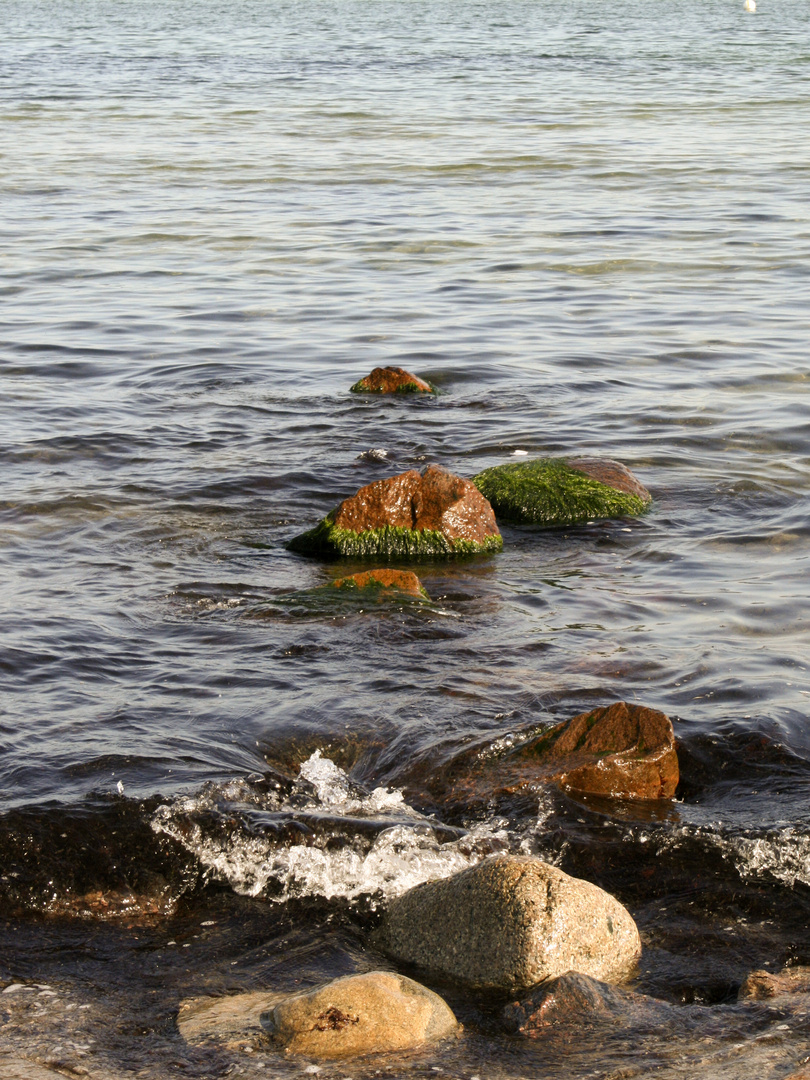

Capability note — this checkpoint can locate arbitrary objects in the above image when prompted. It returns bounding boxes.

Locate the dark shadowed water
[2,0,810,1076]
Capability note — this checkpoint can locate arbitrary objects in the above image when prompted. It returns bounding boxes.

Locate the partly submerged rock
[265,971,458,1058]
[520,701,679,800]
[325,568,428,599]
[501,970,672,1037]
[178,972,458,1058]
[350,366,435,394]
[374,854,641,993]
[289,465,503,559]
[739,966,810,1001]
[472,456,651,526]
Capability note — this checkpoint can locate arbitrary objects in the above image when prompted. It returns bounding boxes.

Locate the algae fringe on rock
[288,517,503,559]
[472,458,649,527]
[350,378,437,395]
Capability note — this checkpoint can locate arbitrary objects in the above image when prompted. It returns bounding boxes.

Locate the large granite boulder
[472,456,651,526]
[374,855,641,993]
[289,465,503,559]
[351,366,435,394]
[178,972,458,1059]
[324,568,428,598]
[521,701,679,800]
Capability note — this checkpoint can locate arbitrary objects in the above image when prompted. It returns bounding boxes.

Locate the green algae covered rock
[350,366,436,395]
[289,465,503,560]
[472,457,651,527]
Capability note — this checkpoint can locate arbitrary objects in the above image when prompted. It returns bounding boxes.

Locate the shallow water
[2,0,810,1076]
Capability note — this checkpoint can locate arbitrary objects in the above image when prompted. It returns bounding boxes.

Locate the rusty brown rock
[374,855,641,993]
[519,702,679,800]
[567,457,652,503]
[289,465,503,558]
[328,568,427,597]
[351,366,434,394]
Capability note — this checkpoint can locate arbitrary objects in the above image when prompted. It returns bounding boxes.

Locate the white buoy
[744,0,756,11]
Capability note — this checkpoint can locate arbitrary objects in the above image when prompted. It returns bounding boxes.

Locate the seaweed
[472,458,649,527]
[288,516,502,559]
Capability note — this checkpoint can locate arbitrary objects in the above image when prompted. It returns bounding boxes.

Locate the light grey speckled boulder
[374,854,641,993]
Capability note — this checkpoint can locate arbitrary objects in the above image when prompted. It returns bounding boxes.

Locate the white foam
[152,752,510,905]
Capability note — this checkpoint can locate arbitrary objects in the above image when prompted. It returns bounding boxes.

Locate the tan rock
[327,568,427,598]
[375,855,641,993]
[178,972,458,1059]
[268,972,458,1058]
[350,366,434,394]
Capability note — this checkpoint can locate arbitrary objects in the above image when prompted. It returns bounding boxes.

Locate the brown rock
[522,702,679,800]
[351,366,433,394]
[266,972,458,1058]
[502,970,672,1037]
[567,457,651,503]
[375,855,641,993]
[739,966,810,1001]
[327,568,427,598]
[334,465,497,544]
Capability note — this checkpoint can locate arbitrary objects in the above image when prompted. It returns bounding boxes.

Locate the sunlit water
[2,0,810,1076]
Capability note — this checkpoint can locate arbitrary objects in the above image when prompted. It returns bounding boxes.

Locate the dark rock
[350,366,435,394]
[374,854,641,993]
[472,456,651,526]
[325,568,428,598]
[289,465,503,559]
[502,970,672,1037]
[739,966,810,1001]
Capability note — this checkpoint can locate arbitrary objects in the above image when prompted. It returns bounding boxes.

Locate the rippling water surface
[2,0,810,1076]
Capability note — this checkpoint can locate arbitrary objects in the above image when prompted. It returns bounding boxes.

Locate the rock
[325,568,428,598]
[289,465,503,559]
[520,701,679,800]
[178,972,458,1059]
[374,854,641,993]
[265,971,458,1058]
[351,366,434,394]
[471,457,651,526]
[739,966,810,1001]
[501,970,672,1037]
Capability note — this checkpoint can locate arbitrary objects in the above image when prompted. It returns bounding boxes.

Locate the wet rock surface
[325,568,428,598]
[179,972,458,1059]
[524,701,679,800]
[350,366,434,394]
[472,456,651,526]
[501,969,673,1037]
[739,966,810,1001]
[374,854,641,993]
[289,465,503,559]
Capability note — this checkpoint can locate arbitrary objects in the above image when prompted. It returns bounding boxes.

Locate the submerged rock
[472,456,651,526]
[179,972,459,1059]
[374,854,641,993]
[266,971,458,1058]
[739,966,810,1001]
[502,969,672,1037]
[325,568,428,598]
[350,366,435,394]
[289,465,503,559]
[521,701,679,800]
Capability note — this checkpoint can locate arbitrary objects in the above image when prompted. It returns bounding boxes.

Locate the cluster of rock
[181,369,684,1063]
[179,854,642,1058]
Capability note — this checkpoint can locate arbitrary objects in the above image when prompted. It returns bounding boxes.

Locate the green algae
[472,458,649,527]
[288,516,502,559]
[350,378,437,395]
